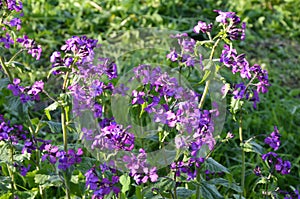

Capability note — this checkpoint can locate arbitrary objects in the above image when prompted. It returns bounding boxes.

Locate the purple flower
[264,126,281,151]
[85,166,120,198]
[61,35,98,63]
[123,149,158,185]
[56,148,83,170]
[92,124,134,151]
[0,33,14,48]
[167,48,178,62]
[262,152,278,164]
[113,84,129,96]
[214,10,236,24]
[13,163,31,176]
[253,166,262,176]
[93,103,102,118]
[42,144,59,164]
[232,83,247,99]
[275,158,291,175]
[90,80,104,97]
[6,0,23,12]
[214,10,246,40]
[17,35,42,60]
[27,80,44,97]
[182,54,195,67]
[10,18,22,30]
[250,64,270,94]
[132,90,145,105]
[193,21,212,34]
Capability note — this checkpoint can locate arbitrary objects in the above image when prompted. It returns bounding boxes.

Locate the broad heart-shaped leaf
[205,157,230,174]
[242,141,264,155]
[44,101,59,120]
[199,182,224,199]
[119,174,131,193]
[176,187,196,199]
[209,178,242,193]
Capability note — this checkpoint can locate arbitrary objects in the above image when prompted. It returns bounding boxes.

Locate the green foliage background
[3,0,300,197]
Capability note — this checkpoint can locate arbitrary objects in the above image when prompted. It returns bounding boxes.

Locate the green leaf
[200,182,224,199]
[42,121,62,133]
[0,78,9,90]
[209,178,242,193]
[230,97,244,119]
[198,70,211,85]
[233,194,246,199]
[0,192,12,199]
[0,143,10,163]
[242,141,264,154]
[16,189,38,199]
[34,174,50,184]
[44,101,59,120]
[176,187,195,199]
[222,83,230,99]
[47,66,72,78]
[205,157,230,174]
[119,174,131,193]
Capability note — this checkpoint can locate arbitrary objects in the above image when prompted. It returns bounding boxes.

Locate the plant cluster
[0,1,298,199]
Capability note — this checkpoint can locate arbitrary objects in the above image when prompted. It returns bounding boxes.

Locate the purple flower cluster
[7,78,44,103]
[214,10,246,41]
[259,126,291,175]
[264,126,281,151]
[123,149,158,185]
[170,157,205,181]
[50,35,98,75]
[42,144,83,170]
[85,165,120,199]
[262,152,291,175]
[166,34,197,67]
[13,163,30,176]
[220,45,251,79]
[0,115,28,145]
[17,35,42,60]
[278,189,300,199]
[91,123,134,152]
[0,33,14,48]
[221,45,270,108]
[193,21,213,34]
[1,0,23,12]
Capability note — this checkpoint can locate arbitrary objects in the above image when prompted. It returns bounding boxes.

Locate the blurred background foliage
[6,0,300,196]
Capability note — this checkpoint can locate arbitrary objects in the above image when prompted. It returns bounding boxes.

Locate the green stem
[61,107,68,152]
[196,174,201,199]
[63,172,71,199]
[198,38,221,109]
[0,56,13,82]
[8,146,17,196]
[239,112,245,198]
[8,49,24,65]
[62,71,70,91]
[136,186,143,199]
[198,80,210,109]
